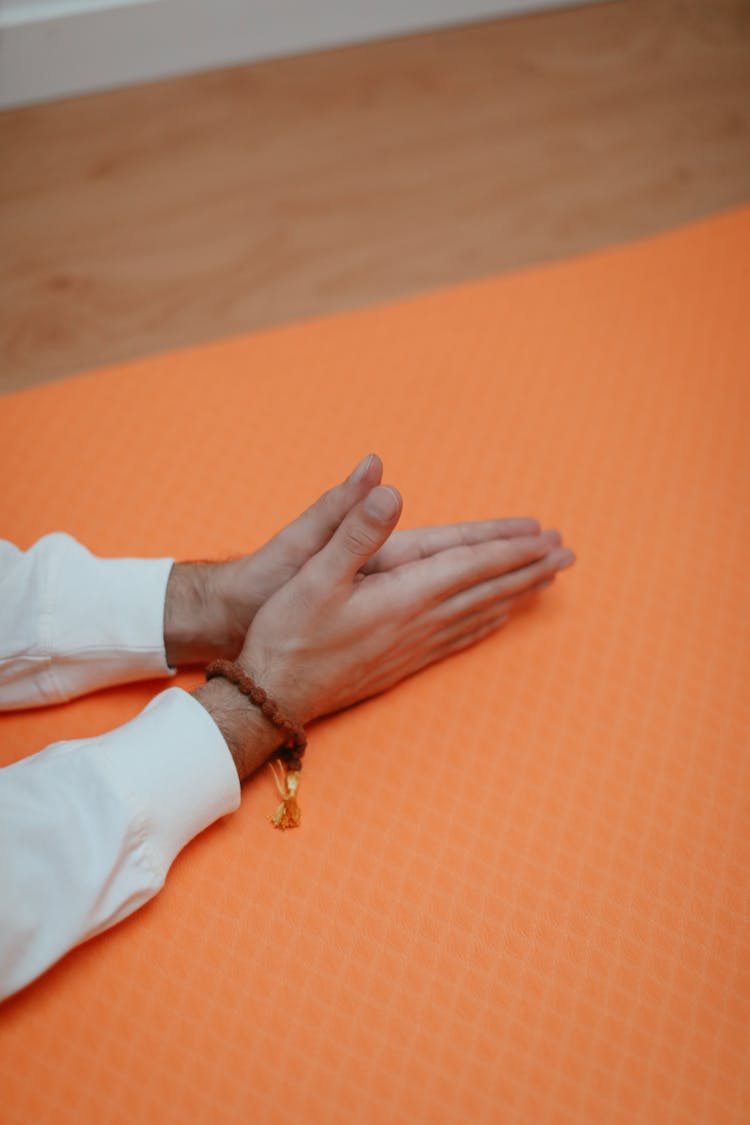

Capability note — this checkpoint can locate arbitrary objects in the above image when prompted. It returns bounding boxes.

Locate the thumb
[270,453,383,560]
[311,485,403,583]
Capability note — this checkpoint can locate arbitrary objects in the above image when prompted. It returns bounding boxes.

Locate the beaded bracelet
[205,658,307,830]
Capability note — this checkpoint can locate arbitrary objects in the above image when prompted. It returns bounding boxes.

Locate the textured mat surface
[1,208,749,1124]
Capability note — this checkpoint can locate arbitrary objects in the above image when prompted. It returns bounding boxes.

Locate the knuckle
[342,522,380,556]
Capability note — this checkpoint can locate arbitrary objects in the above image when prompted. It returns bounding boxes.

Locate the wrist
[192,677,281,782]
[164,562,245,667]
[235,642,314,728]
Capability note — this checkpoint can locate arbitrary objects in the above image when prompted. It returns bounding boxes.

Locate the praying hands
[171,454,575,778]
[0,453,575,999]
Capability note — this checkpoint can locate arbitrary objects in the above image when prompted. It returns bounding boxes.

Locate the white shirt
[0,534,241,1001]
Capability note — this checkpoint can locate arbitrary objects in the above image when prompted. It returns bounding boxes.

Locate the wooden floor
[1,0,749,394]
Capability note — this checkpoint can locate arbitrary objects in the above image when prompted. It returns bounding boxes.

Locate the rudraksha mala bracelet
[205,658,307,830]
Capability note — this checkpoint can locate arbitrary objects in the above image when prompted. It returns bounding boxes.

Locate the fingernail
[558,549,576,569]
[364,485,400,521]
[349,454,375,483]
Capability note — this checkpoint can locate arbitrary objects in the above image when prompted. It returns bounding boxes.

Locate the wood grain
[1,0,749,393]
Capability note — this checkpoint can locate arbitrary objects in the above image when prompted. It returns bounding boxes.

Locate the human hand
[164,453,383,665]
[164,454,553,667]
[236,482,575,730]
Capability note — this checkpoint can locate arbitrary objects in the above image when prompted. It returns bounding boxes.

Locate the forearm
[0,681,283,1000]
[0,534,259,706]
[0,534,175,709]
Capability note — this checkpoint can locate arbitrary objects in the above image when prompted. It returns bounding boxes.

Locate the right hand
[237,481,575,728]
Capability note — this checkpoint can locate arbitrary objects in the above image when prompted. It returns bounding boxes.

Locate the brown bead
[205,658,306,767]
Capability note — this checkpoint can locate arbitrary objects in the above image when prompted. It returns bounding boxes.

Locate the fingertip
[348,452,383,485]
[364,484,402,522]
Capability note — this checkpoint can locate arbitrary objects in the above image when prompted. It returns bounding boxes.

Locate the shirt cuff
[100,686,241,874]
[43,532,175,702]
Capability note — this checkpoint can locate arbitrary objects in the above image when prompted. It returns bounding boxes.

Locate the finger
[362,517,542,573]
[381,529,564,611]
[414,612,510,675]
[428,547,573,625]
[273,453,383,560]
[428,576,555,640]
[309,485,403,584]
[497,575,555,613]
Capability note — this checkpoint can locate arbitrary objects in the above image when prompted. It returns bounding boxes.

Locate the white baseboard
[0,1,602,109]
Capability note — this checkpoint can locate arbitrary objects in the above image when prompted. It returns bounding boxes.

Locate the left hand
[164,454,545,666]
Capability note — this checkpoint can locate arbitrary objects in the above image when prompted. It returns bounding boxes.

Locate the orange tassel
[267,759,301,830]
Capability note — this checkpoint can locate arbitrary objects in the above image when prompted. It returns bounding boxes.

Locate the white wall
[0,1,599,109]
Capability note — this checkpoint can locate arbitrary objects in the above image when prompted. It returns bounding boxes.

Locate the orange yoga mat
[1,208,749,1124]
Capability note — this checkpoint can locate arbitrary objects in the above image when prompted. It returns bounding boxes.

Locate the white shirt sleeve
[0,535,242,1000]
[0,688,241,1000]
[0,533,177,708]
